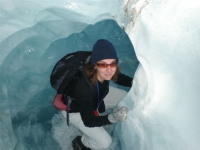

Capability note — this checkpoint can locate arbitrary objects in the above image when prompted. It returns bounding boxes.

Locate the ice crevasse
[0,0,200,150]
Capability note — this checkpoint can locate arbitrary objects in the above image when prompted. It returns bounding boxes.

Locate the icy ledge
[120,0,200,149]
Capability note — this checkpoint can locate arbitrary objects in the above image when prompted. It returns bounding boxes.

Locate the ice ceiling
[1,0,200,150]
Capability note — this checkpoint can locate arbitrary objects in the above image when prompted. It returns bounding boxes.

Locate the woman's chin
[104,76,112,81]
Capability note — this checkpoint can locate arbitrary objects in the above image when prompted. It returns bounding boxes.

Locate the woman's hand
[108,106,129,123]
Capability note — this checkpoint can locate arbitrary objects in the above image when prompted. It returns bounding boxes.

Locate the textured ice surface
[0,1,138,149]
[1,0,200,150]
[118,0,200,150]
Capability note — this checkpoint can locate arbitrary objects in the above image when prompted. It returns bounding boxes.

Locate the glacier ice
[1,0,200,150]
[0,1,137,149]
[119,0,200,150]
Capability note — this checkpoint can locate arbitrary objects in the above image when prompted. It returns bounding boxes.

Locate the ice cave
[0,0,200,150]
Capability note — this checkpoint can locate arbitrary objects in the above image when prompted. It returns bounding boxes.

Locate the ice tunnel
[1,0,200,150]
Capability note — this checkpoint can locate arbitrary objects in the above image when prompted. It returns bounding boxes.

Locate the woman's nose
[105,66,112,72]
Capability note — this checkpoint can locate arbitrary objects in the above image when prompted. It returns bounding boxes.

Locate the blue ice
[1,0,200,150]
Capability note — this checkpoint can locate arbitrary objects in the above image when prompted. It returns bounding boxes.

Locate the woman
[62,39,132,150]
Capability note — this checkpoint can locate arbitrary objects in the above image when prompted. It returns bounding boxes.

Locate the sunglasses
[96,62,118,69]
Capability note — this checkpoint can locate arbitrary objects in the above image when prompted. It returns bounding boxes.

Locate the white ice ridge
[119,0,200,149]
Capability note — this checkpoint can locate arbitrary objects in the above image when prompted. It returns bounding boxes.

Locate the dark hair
[82,63,120,85]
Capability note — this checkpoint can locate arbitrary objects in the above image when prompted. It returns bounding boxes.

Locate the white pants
[61,86,127,150]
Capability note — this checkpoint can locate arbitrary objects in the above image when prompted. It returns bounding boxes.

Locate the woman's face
[95,59,117,82]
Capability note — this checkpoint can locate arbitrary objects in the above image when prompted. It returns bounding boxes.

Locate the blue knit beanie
[90,39,118,63]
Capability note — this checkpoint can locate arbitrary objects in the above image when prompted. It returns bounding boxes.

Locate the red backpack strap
[53,94,67,111]
[53,94,73,126]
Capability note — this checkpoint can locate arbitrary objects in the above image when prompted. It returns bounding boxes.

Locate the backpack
[50,51,91,94]
[50,51,91,125]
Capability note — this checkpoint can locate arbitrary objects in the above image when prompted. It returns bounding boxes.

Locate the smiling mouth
[104,74,112,77]
[104,73,112,75]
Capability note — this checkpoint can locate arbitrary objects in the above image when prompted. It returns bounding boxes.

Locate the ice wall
[118,0,200,150]
[0,0,138,150]
[1,0,200,150]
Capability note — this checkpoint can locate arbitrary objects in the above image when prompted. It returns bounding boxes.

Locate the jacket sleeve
[72,78,112,127]
[115,73,133,87]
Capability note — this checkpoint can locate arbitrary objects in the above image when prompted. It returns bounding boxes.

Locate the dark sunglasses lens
[97,62,117,69]
[110,62,117,67]
[97,64,106,68]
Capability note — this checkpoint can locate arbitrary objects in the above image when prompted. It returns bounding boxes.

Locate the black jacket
[68,71,132,127]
